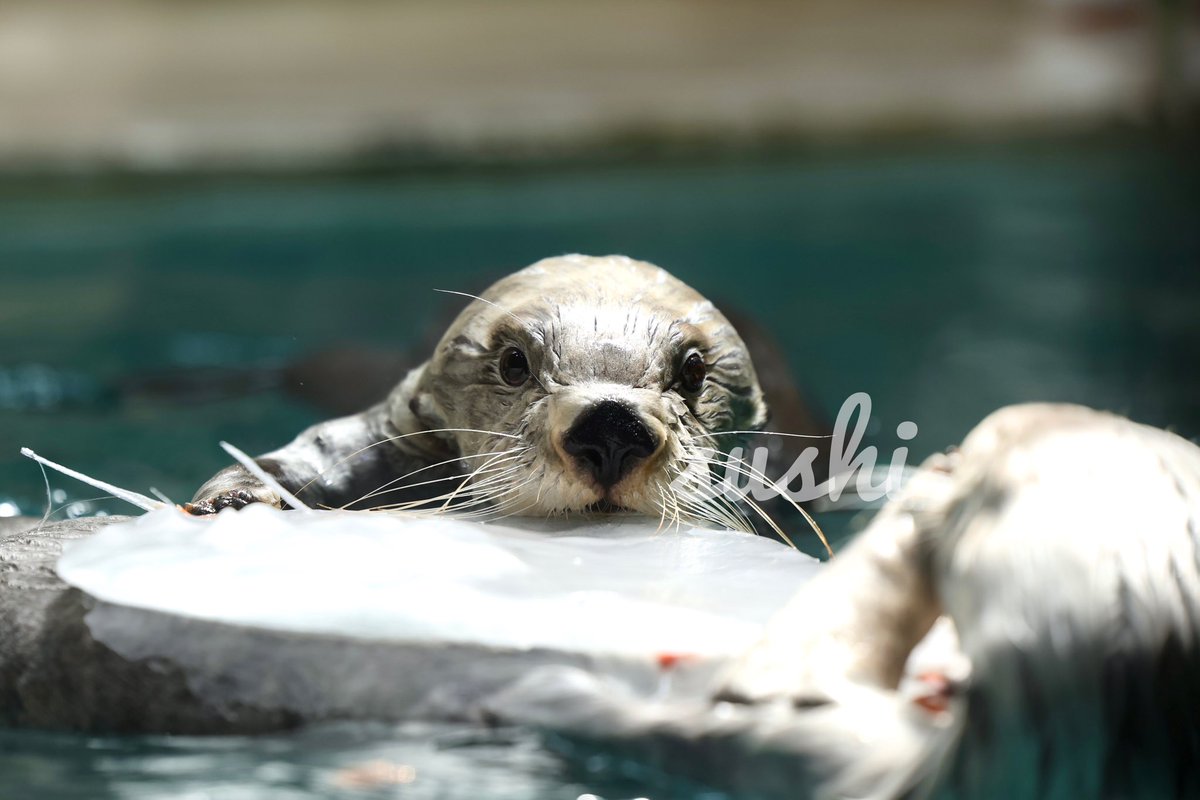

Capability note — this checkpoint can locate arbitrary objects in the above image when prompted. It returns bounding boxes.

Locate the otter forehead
[484,255,713,316]
[437,254,737,384]
[531,301,696,386]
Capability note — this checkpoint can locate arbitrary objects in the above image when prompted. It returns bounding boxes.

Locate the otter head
[407,254,767,519]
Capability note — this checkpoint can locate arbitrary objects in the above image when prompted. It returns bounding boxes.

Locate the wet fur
[192,255,770,528]
[718,404,1200,798]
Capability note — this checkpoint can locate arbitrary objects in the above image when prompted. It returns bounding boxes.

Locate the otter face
[408,255,767,520]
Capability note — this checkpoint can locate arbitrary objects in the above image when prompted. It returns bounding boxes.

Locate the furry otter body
[191,255,768,523]
[715,403,1200,797]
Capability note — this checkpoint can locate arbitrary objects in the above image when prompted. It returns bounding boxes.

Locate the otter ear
[754,394,770,430]
[387,361,446,434]
[722,380,769,432]
[744,389,770,432]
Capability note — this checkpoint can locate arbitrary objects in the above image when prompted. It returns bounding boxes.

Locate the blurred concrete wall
[0,0,1196,171]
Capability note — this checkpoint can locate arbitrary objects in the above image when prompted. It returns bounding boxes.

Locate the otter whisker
[475,491,551,522]
[664,479,739,534]
[654,483,672,533]
[652,462,706,532]
[688,421,833,551]
[673,454,773,535]
[369,452,530,514]
[421,466,530,513]
[427,467,542,521]
[669,475,733,528]
[432,460,542,516]
[437,449,534,513]
[667,481,695,534]
[474,462,540,502]
[675,478,753,535]
[291,427,522,500]
[669,457,756,534]
[684,453,792,542]
[689,450,830,555]
[358,460,528,511]
[40,493,125,522]
[345,446,532,508]
[366,452,528,507]
[475,488,539,517]
[433,289,532,334]
[714,449,830,555]
[441,472,537,517]
[699,430,833,440]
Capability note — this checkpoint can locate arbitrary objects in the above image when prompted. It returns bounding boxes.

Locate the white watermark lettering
[673,392,918,505]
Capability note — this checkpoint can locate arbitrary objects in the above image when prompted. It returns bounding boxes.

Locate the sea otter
[189,255,775,530]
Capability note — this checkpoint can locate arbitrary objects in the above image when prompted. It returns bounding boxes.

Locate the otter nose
[563,400,658,490]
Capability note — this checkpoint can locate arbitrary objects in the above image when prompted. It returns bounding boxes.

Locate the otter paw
[185,488,278,516]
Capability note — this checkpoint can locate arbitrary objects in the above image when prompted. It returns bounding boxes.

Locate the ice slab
[57,504,820,660]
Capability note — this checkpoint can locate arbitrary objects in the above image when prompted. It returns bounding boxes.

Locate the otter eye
[679,352,706,394]
[499,347,530,387]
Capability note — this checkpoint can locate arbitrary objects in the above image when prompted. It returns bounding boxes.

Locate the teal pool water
[0,139,1197,798]
[0,723,723,800]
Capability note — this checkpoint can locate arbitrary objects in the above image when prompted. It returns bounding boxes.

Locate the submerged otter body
[190,255,769,525]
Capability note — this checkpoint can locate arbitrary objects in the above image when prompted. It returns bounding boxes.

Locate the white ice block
[57,504,820,661]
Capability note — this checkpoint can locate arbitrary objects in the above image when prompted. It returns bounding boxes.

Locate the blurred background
[0,2,1199,797]
[0,0,1198,528]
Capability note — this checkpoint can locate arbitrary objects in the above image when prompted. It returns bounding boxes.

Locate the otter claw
[184,489,260,516]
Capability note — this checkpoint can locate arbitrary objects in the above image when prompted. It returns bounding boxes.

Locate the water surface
[1,139,1197,798]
